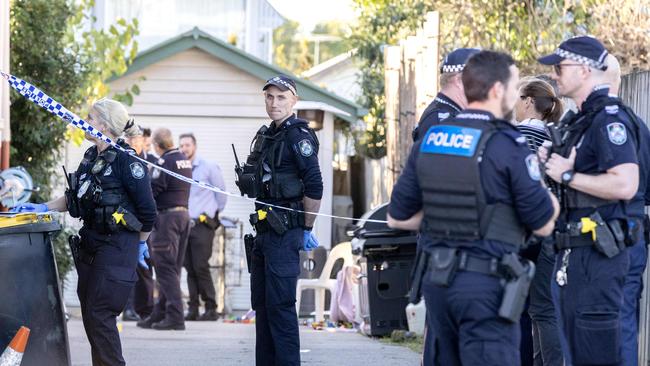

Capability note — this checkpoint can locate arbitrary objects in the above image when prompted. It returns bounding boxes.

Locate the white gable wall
[64,48,333,240]
[61,47,335,310]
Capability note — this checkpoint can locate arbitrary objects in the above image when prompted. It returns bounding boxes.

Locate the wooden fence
[384,11,440,195]
[620,70,650,366]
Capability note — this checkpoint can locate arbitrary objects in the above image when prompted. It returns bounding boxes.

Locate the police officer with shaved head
[235,75,323,365]
[538,36,641,365]
[412,48,480,142]
[137,127,193,331]
[388,51,559,365]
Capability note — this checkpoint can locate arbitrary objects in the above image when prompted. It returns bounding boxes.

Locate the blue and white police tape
[1,71,388,224]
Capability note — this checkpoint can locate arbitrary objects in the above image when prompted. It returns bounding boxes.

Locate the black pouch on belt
[622,218,642,247]
[427,247,458,287]
[498,253,535,323]
[591,212,620,258]
[244,234,255,273]
[266,208,289,235]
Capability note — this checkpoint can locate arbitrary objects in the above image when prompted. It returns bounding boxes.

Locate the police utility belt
[554,211,640,258]
[250,201,304,235]
[423,247,535,323]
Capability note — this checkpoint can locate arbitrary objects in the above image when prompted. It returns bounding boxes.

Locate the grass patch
[378,331,424,354]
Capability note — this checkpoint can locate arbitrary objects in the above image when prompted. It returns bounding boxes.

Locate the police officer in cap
[412,47,480,142]
[388,50,559,365]
[538,36,640,365]
[602,54,650,366]
[137,128,192,330]
[17,98,157,365]
[236,74,323,365]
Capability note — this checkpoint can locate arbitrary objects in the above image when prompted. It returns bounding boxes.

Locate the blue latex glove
[13,203,48,213]
[138,241,150,269]
[303,230,319,251]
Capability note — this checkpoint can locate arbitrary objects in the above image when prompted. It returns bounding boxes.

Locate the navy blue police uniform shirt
[567,87,639,222]
[604,93,650,218]
[412,93,462,142]
[150,148,193,210]
[389,109,554,258]
[256,114,323,209]
[78,143,157,232]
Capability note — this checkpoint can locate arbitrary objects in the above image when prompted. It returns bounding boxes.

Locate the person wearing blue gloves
[235,75,323,366]
[16,98,157,366]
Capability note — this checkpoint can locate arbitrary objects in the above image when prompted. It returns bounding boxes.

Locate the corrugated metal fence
[620,70,650,366]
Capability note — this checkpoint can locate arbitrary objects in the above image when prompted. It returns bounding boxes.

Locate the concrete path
[67,317,421,365]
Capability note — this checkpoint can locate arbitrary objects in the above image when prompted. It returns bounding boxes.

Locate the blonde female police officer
[17,98,157,366]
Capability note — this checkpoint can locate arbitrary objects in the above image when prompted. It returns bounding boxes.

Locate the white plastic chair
[296,242,354,322]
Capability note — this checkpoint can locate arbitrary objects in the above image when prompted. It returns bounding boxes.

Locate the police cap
[263,74,297,95]
[440,48,481,73]
[538,36,608,71]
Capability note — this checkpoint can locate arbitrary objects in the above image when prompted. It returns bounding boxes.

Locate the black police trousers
[124,240,154,318]
[251,227,302,366]
[184,221,217,311]
[77,228,139,366]
[422,270,520,365]
[553,246,628,366]
[528,243,563,366]
[150,210,190,325]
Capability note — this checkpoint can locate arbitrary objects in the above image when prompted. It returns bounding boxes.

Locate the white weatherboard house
[61,27,365,311]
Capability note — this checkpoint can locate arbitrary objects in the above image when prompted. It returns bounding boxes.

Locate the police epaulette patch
[605,105,619,114]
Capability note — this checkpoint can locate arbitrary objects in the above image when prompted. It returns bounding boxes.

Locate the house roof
[117,27,366,122]
[302,50,356,78]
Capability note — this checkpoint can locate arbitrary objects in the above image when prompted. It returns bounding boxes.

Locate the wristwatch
[561,170,575,185]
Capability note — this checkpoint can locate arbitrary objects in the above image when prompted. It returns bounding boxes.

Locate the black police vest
[416,119,526,248]
[237,121,318,202]
[557,97,640,210]
[76,142,134,230]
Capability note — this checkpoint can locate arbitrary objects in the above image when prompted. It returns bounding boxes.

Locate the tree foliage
[350,0,650,158]
[273,20,313,74]
[349,0,434,158]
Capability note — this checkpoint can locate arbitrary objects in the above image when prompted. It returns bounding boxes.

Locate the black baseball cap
[440,48,481,73]
[538,36,608,71]
[263,74,297,95]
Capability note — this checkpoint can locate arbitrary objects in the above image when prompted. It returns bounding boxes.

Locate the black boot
[122,309,141,322]
[152,318,185,330]
[198,308,219,321]
[137,314,163,329]
[185,308,199,321]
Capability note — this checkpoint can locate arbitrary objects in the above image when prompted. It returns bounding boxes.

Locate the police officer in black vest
[412,47,480,142]
[539,36,641,366]
[137,128,192,330]
[235,75,323,366]
[408,47,479,366]
[388,51,559,365]
[17,98,157,366]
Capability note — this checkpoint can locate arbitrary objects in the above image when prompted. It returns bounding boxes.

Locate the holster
[644,214,650,245]
[408,246,429,304]
[66,173,81,218]
[199,211,220,230]
[244,234,255,273]
[592,212,621,258]
[426,247,458,287]
[68,235,81,267]
[498,253,535,323]
[116,206,143,232]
